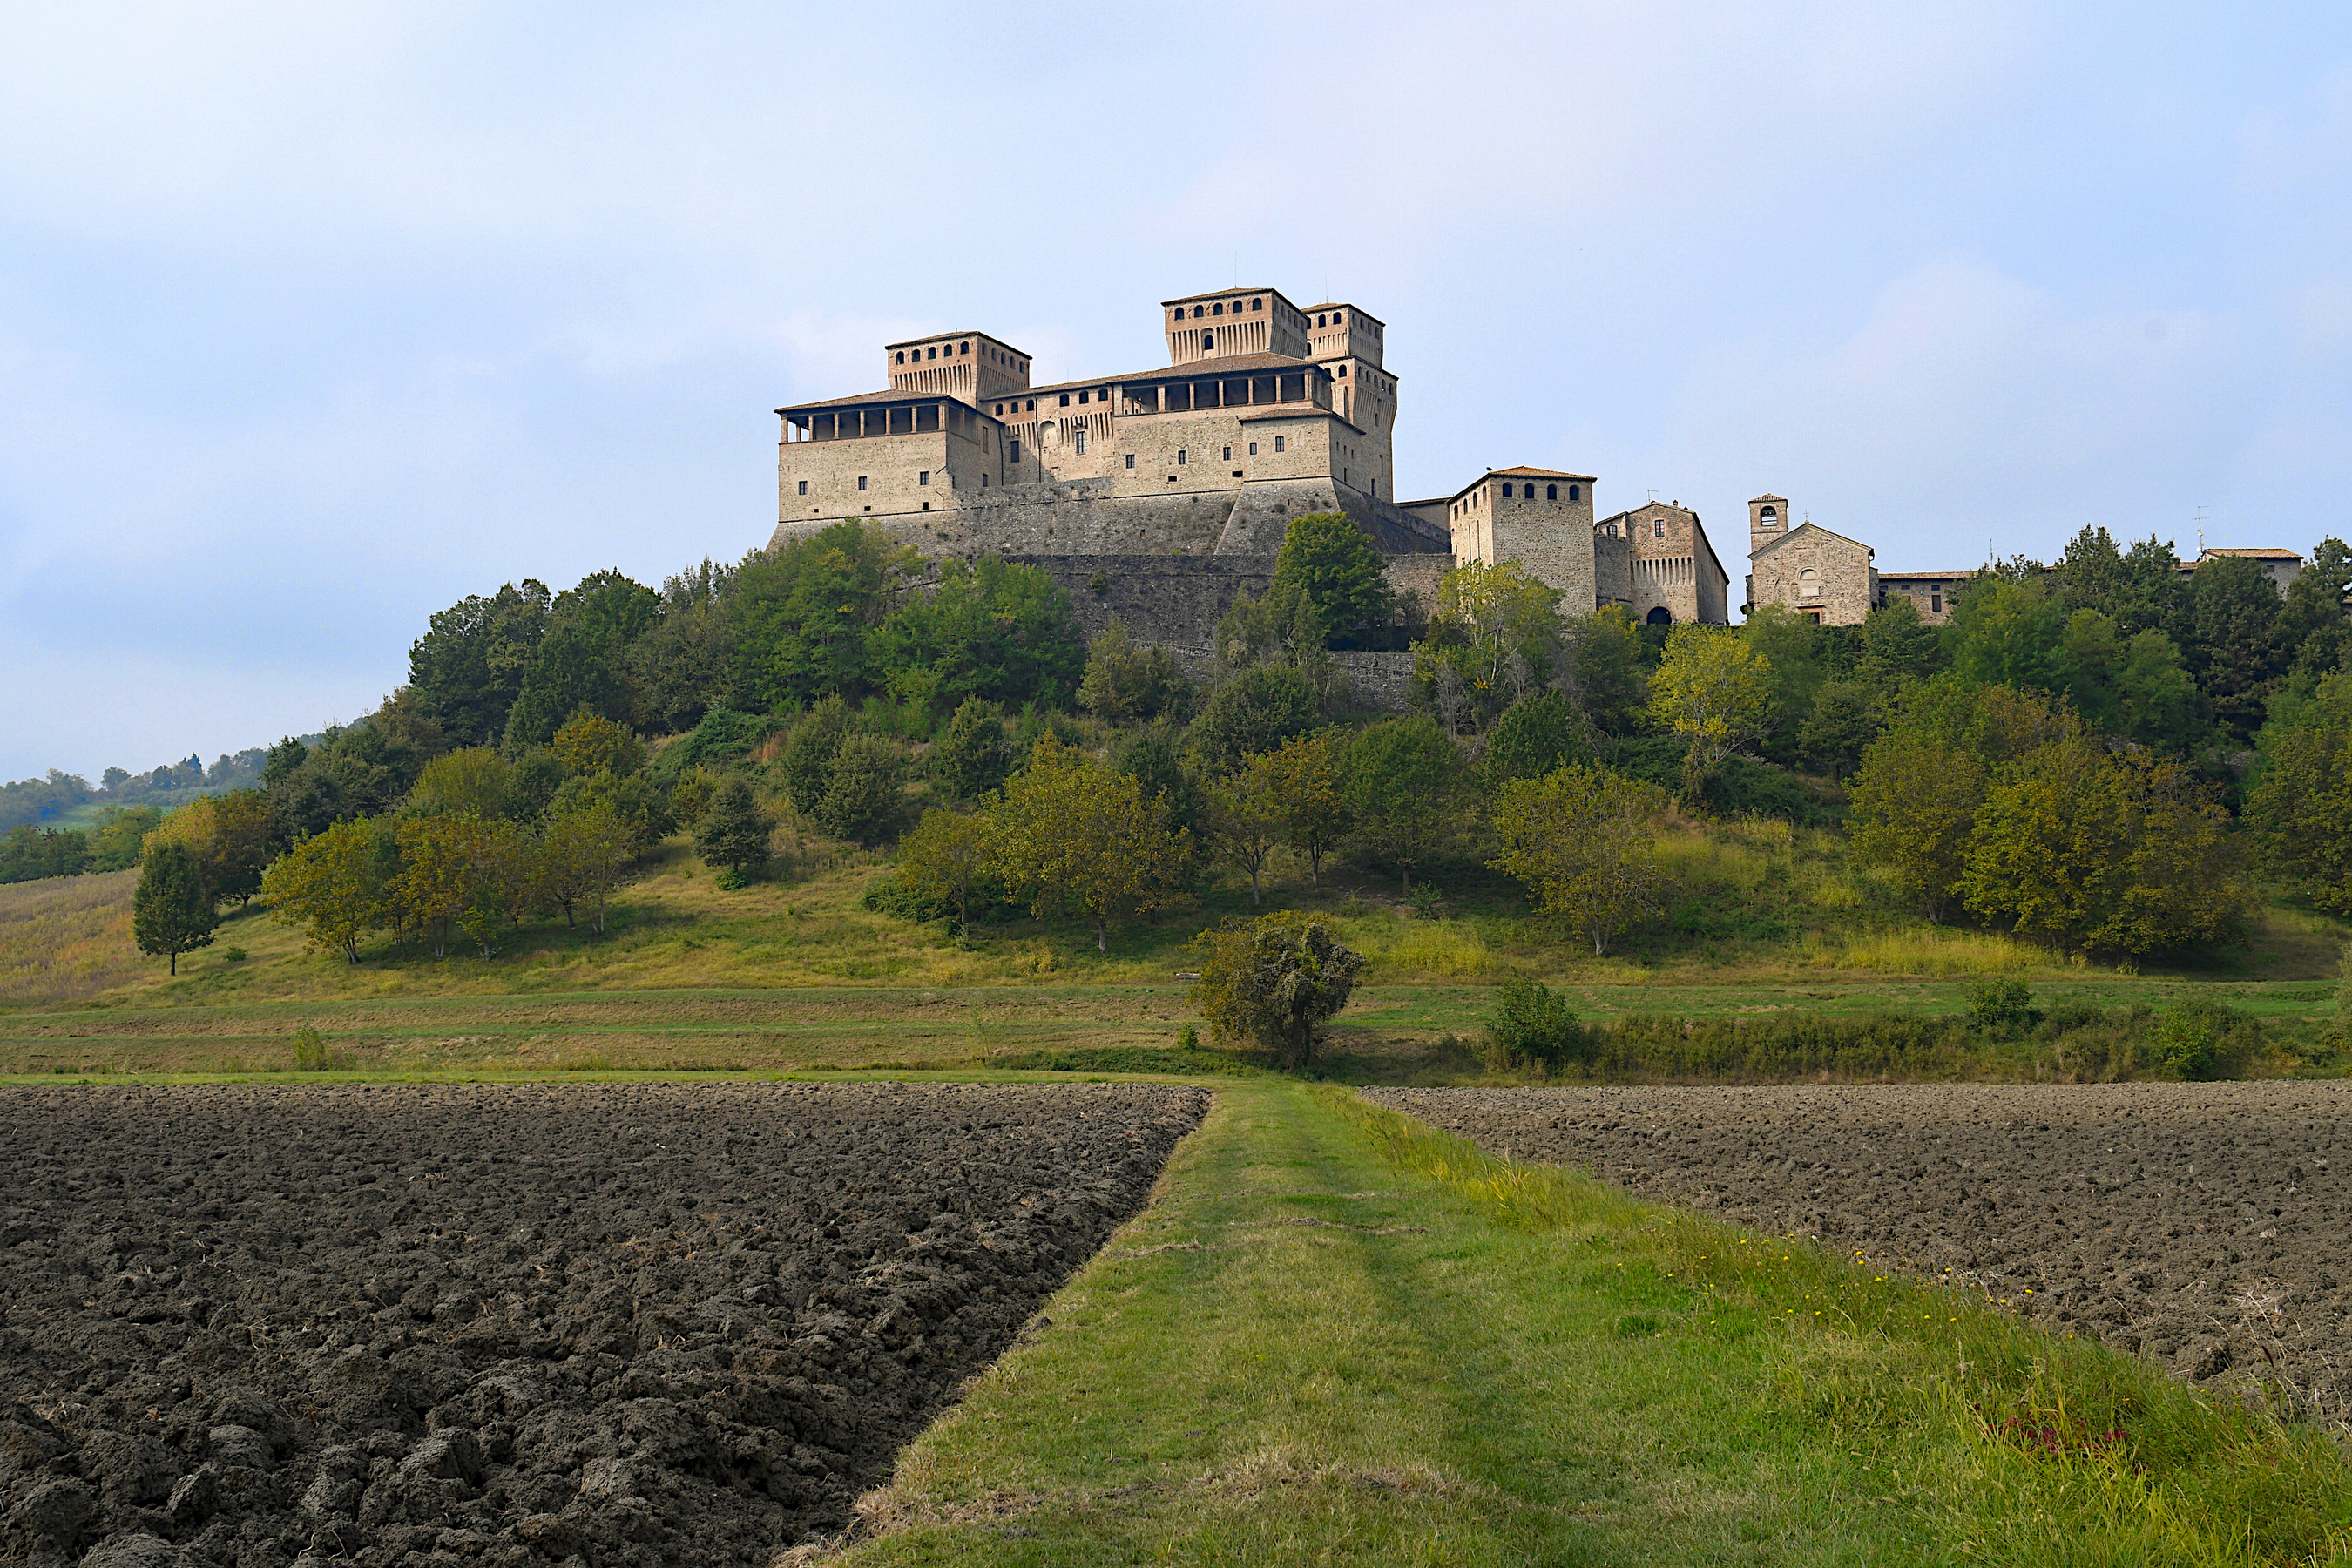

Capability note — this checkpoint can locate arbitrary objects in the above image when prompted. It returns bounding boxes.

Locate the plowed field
[1369,1084,2351,1409]
[0,1082,1205,1566]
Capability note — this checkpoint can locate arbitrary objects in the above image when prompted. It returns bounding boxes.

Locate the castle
[770,289,1733,685]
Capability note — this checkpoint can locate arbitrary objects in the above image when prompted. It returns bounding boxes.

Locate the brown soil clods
[0,1082,1205,1566]
[1369,1083,2352,1409]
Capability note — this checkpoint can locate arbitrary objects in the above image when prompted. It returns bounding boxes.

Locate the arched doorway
[1646,606,1673,625]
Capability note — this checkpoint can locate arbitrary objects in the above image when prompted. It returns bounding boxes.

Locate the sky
[3,2,2350,781]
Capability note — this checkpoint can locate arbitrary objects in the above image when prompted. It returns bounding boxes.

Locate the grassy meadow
[0,815,2343,1083]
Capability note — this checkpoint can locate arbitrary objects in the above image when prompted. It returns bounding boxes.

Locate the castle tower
[1749,494,1788,556]
[1163,288,1310,365]
[1305,303,1396,501]
[885,330,1031,408]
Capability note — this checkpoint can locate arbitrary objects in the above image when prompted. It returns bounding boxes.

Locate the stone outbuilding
[2178,547,2305,596]
[1745,496,1877,625]
[1593,499,1732,625]
[1875,571,1970,624]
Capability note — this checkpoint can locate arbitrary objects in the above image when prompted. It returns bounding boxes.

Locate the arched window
[1502,483,1514,498]
[1569,484,1580,501]
[1799,569,1821,599]
[1316,314,1327,327]
[1193,305,1205,318]
[1213,302,1224,315]
[1201,332,1214,350]
[959,341,970,354]
[1545,484,1558,500]
[927,346,937,360]
[1251,297,1262,310]
[1761,505,1778,524]
[895,351,904,363]
[1646,607,1672,625]
[1337,364,1347,376]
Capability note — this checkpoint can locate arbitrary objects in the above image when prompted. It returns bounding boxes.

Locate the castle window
[995,403,1003,415]
[982,474,990,486]
[797,480,808,496]
[1201,332,1213,350]
[1316,314,1326,327]
[1569,484,1579,501]
[1653,519,1666,538]
[1221,446,1231,461]
[918,470,929,485]
[1247,442,1257,456]
[1077,390,1086,404]
[1337,364,1346,375]
[1274,436,1285,452]
[927,346,937,359]
[1025,399,1035,411]
[960,341,970,354]
[1193,305,1204,318]
[1502,483,1513,498]
[1931,592,1943,613]
[1761,505,1778,523]
[1546,484,1558,500]
[1252,298,1261,309]
[921,501,929,510]
[1213,302,1224,315]
[1177,449,1187,464]
[857,476,868,490]
[1799,568,1821,598]
[1010,440,1020,463]
[895,351,904,363]
[1074,429,1087,455]
[1125,453,1135,469]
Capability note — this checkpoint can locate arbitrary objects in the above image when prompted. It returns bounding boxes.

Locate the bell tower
[1750,495,1789,555]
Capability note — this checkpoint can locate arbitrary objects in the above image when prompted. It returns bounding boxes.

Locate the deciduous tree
[261,818,393,963]
[896,807,993,938]
[1188,910,1362,1069]
[132,840,216,975]
[990,739,1192,953]
[1488,764,1669,956]
[1268,510,1394,640]
[1078,623,1195,725]
[1412,560,1563,735]
[540,800,635,933]
[1646,623,1772,787]
[1262,729,1350,886]
[693,776,775,882]
[1344,714,1464,891]
[1206,750,1285,904]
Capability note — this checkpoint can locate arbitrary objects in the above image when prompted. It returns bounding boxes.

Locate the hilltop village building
[770,289,1733,675]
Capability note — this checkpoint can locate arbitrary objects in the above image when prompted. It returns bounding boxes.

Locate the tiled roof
[1490,465,1596,480]
[2194,547,2303,560]
[781,354,1330,417]
[882,329,1032,355]
[1878,570,1977,581]
[1750,521,1871,559]
[1160,287,1294,308]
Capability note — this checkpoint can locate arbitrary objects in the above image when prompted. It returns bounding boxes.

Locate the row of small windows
[1173,297,1263,321]
[1450,482,1578,520]
[895,341,1029,374]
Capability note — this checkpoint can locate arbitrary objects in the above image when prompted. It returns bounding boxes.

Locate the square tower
[1748,494,1788,556]
[1164,288,1309,364]
[886,331,1031,407]
[1445,468,1598,608]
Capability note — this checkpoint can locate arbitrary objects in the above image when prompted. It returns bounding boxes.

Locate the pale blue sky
[3,3,2349,780]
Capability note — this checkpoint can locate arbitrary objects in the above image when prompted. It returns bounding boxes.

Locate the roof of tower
[779,352,1337,417]
[1301,302,1386,325]
[1489,465,1594,479]
[1162,287,1296,308]
[1751,493,1788,504]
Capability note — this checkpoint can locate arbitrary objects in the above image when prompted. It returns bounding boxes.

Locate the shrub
[2154,998,2240,1080]
[668,707,783,773]
[1190,665,1321,776]
[1968,977,2042,1039]
[1078,623,1196,725]
[695,776,774,878]
[1189,910,1362,1069]
[781,696,851,812]
[930,697,1013,801]
[292,1025,332,1071]
[1486,978,1590,1071]
[812,734,909,846]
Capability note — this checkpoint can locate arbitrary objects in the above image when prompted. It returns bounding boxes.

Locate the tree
[1947,575,2072,694]
[407,579,551,747]
[1854,595,1945,700]
[1558,606,1648,735]
[930,697,1014,801]
[1206,750,1285,904]
[1188,910,1362,1070]
[132,841,217,975]
[148,789,274,908]
[0,826,91,884]
[1261,729,1350,887]
[1799,681,1877,781]
[540,800,635,933]
[732,523,914,711]
[1646,623,1772,788]
[1847,722,1990,923]
[503,570,663,747]
[2280,537,2352,679]
[86,806,160,872]
[262,818,393,963]
[1489,764,1670,956]
[694,775,775,882]
[2247,670,2352,914]
[812,734,908,846]
[869,555,1086,720]
[1268,511,1394,640]
[1962,735,2248,955]
[1412,560,1563,735]
[1482,690,1592,787]
[1740,604,1830,761]
[625,559,740,733]
[394,814,493,959]
[781,696,851,813]
[2186,553,2287,743]
[1188,664,1322,775]
[1344,714,1465,891]
[896,808,993,938]
[549,713,645,778]
[990,738,1193,953]
[547,770,672,861]
[1078,623,1195,725]
[408,747,515,819]
[1112,725,1206,837]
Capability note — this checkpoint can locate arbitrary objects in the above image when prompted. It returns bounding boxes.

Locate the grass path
[838,1078,2352,1566]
